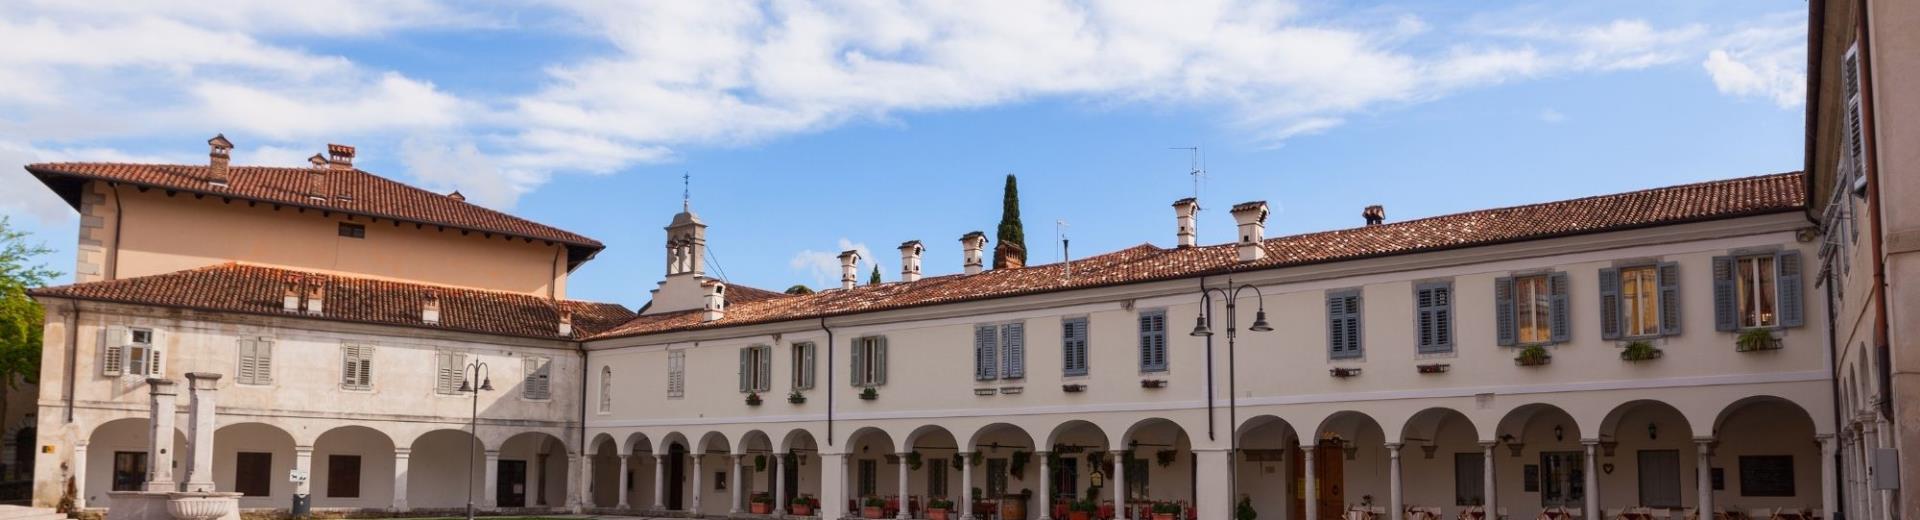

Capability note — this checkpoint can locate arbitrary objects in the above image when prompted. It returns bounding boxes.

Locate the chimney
[702,280,727,322]
[994,241,1025,270]
[422,292,441,324]
[558,309,575,336]
[326,144,355,170]
[283,275,303,313]
[1172,198,1199,248]
[448,191,466,202]
[1230,201,1269,262]
[304,276,327,315]
[207,134,233,186]
[898,240,924,282]
[960,232,988,275]
[1363,205,1385,226]
[307,154,328,201]
[837,250,861,290]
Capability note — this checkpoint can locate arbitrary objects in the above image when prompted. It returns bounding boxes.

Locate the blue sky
[0,1,1808,306]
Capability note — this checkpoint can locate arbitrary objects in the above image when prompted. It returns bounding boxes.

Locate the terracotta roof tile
[25,162,602,250]
[590,172,1806,339]
[31,263,634,340]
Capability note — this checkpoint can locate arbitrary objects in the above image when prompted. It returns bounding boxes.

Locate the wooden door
[1291,443,1347,520]
[496,459,527,507]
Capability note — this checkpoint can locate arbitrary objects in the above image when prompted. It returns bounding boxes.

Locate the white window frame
[340,344,373,391]
[236,337,274,386]
[740,344,772,393]
[1735,255,1780,329]
[667,350,686,398]
[1138,309,1168,373]
[853,336,887,387]
[433,351,467,396]
[1619,265,1661,338]
[791,342,817,391]
[1513,274,1553,345]
[522,357,552,401]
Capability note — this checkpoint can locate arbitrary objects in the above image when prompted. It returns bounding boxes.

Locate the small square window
[338,222,366,239]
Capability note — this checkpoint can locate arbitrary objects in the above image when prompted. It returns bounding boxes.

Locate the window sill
[1414,350,1455,360]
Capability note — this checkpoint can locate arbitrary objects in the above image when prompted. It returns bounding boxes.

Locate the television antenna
[1170,146,1206,201]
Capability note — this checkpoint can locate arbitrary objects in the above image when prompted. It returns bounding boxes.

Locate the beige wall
[78,182,571,297]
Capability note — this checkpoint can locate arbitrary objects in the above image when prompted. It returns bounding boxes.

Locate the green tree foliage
[0,216,57,457]
[996,174,1026,265]
[868,265,882,285]
[784,284,814,295]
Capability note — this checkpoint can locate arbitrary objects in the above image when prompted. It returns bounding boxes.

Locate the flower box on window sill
[859,387,879,400]
[1619,340,1663,362]
[1514,347,1552,367]
[974,388,998,396]
[1062,384,1087,393]
[788,391,806,404]
[1329,367,1363,378]
[1416,363,1450,374]
[745,392,763,406]
[1734,329,1783,352]
[999,386,1024,395]
[1140,379,1167,389]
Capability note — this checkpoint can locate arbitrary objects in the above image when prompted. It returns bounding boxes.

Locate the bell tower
[645,177,716,315]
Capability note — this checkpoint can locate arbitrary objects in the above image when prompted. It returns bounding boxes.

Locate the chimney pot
[993,241,1025,270]
[702,280,727,321]
[282,275,302,313]
[959,232,988,275]
[207,134,233,186]
[898,240,924,282]
[304,276,327,315]
[837,250,862,290]
[559,309,575,336]
[326,144,355,170]
[1172,198,1199,248]
[1230,201,1269,262]
[1363,205,1386,226]
[422,292,441,324]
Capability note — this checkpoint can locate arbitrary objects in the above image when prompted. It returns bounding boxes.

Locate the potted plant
[1620,340,1663,361]
[907,451,924,470]
[745,392,763,406]
[750,492,773,514]
[754,454,767,472]
[1151,501,1183,520]
[788,390,806,404]
[1236,495,1259,520]
[863,496,887,519]
[1069,498,1098,520]
[1010,450,1031,478]
[860,386,880,400]
[1514,346,1551,366]
[1736,328,1781,352]
[790,494,815,516]
[1001,488,1031,519]
[1156,449,1178,468]
[928,498,955,520]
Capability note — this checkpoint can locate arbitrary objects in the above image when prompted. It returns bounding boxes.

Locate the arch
[406,429,486,509]
[1400,407,1479,443]
[1235,415,1300,520]
[779,428,820,454]
[965,423,1037,452]
[737,430,774,456]
[590,432,618,454]
[312,425,396,509]
[1710,396,1822,507]
[1236,414,1299,444]
[658,431,690,455]
[696,431,732,455]
[625,431,655,456]
[905,425,959,454]
[1314,410,1386,442]
[213,422,298,508]
[1712,395,1815,436]
[845,426,896,454]
[1494,403,1582,442]
[83,417,187,508]
[1598,400,1695,441]
[1044,420,1110,451]
[1122,417,1188,446]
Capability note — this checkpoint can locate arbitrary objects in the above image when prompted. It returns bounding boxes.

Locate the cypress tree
[869,265,882,285]
[996,174,1026,265]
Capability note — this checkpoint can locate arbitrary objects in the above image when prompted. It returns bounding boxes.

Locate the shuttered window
[851,336,888,387]
[974,325,998,380]
[1138,310,1167,372]
[1415,282,1453,353]
[974,323,1027,380]
[340,345,373,390]
[1843,44,1865,175]
[1496,273,1568,345]
[237,337,274,385]
[1062,317,1090,376]
[791,342,816,390]
[666,351,685,398]
[523,357,551,400]
[106,328,162,378]
[1714,251,1804,330]
[1327,289,1363,358]
[434,351,467,395]
[601,366,615,412]
[738,345,772,393]
[1601,263,1681,340]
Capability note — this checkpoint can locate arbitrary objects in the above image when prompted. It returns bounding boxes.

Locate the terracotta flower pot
[930,509,951,520]
[1154,513,1178,520]
[751,502,772,514]
[864,506,886,519]
[1070,511,1093,520]
[790,504,813,515]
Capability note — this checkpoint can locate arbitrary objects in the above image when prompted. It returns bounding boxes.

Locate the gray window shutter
[1548,272,1570,343]
[1777,251,1804,328]
[1416,283,1452,353]
[147,329,165,377]
[101,326,126,376]
[1063,318,1089,376]
[851,339,866,387]
[1598,267,1622,340]
[974,326,997,381]
[801,343,816,390]
[739,347,751,393]
[1711,256,1738,331]
[758,346,773,392]
[1003,322,1025,379]
[1658,262,1682,336]
[237,339,257,384]
[358,347,373,386]
[1139,311,1166,371]
[255,339,273,385]
[1328,291,1362,358]
[1494,277,1516,346]
[342,347,359,387]
[873,337,888,385]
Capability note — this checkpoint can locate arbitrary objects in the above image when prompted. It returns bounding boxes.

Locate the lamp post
[462,361,495,520]
[1191,277,1273,512]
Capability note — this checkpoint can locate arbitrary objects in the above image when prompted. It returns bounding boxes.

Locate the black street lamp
[461,361,494,520]
[1192,277,1272,511]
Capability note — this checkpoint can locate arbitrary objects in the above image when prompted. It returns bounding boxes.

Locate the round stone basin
[165,494,234,520]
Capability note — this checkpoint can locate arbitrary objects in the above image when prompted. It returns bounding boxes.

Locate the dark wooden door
[497,460,527,507]
[1291,443,1346,520]
[235,452,272,497]
[667,445,686,510]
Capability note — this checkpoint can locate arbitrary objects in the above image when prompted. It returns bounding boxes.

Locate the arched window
[599,366,612,414]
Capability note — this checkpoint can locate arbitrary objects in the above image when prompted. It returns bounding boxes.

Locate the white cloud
[1539,108,1566,123]
[0,141,196,224]
[789,238,880,288]
[399,137,552,210]
[1702,20,1805,108]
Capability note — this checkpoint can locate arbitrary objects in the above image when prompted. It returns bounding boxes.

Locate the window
[1138,310,1167,372]
[523,357,551,400]
[337,222,365,238]
[1737,455,1795,497]
[339,345,373,390]
[1602,263,1681,339]
[1416,282,1453,353]
[327,455,362,498]
[1713,252,1803,331]
[667,350,686,398]
[1327,289,1362,359]
[112,452,147,491]
[1637,450,1682,507]
[987,458,1009,497]
[791,342,816,390]
[928,460,949,497]
[974,322,1026,380]
[103,327,163,377]
[851,336,888,387]
[1496,273,1568,346]
[1062,318,1090,376]
[858,459,878,497]
[1538,451,1584,506]
[600,366,613,412]
[739,345,772,393]
[1454,452,1484,506]
[235,452,273,497]
[236,337,274,385]
[434,351,467,395]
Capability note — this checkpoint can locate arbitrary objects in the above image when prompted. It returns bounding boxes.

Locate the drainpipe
[820,317,835,446]
[62,303,78,423]
[108,183,125,280]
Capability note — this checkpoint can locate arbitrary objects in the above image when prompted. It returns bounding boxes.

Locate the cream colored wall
[97,183,570,297]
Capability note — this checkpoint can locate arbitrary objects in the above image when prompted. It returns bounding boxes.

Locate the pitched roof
[590,172,1806,340]
[32,263,634,340]
[25,162,603,265]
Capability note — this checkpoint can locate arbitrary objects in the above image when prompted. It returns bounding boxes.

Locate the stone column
[960,452,975,519]
[1112,450,1129,520]
[72,442,88,510]
[1037,451,1053,520]
[896,452,911,520]
[1481,442,1498,520]
[774,453,788,518]
[1694,439,1713,518]
[617,453,632,509]
[1873,416,1893,520]
[652,454,667,511]
[821,452,848,520]
[731,454,745,514]
[483,450,501,510]
[579,453,594,509]
[1304,445,1319,520]
[294,445,315,499]
[143,378,178,492]
[182,373,221,492]
[1817,435,1836,519]
[691,453,704,513]
[1581,440,1599,520]
[1194,449,1233,520]
[565,451,583,512]
[1388,443,1404,520]
[393,447,411,512]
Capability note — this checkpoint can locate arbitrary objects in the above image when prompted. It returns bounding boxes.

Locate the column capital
[1479,440,1498,448]
[1580,439,1600,447]
[295,445,316,455]
[654,453,669,461]
[1691,436,1716,445]
[1384,442,1402,450]
[394,447,412,457]
[1814,433,1835,441]
[484,449,502,459]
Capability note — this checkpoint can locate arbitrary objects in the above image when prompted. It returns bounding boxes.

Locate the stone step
[0,505,66,520]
